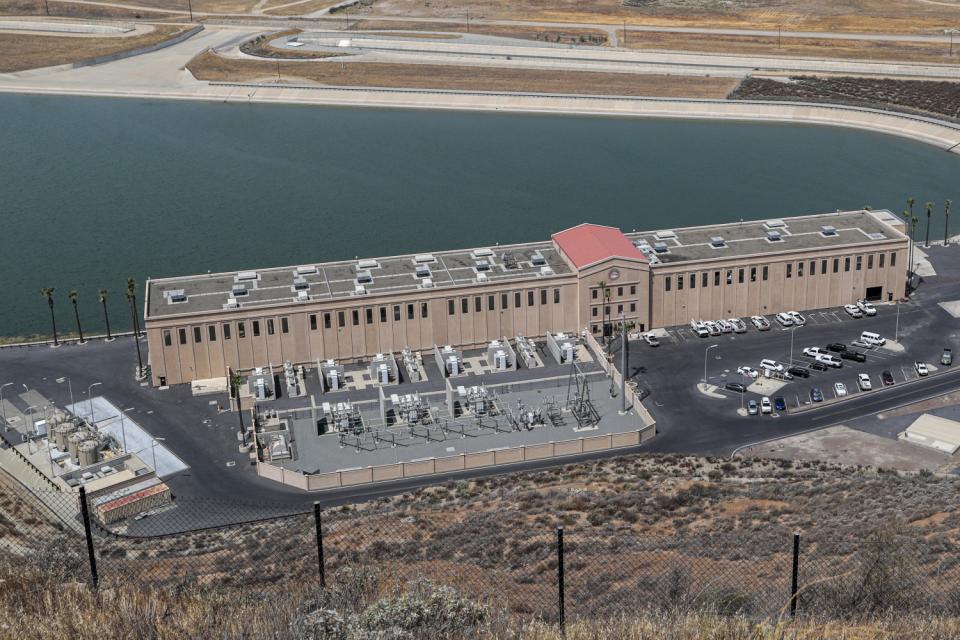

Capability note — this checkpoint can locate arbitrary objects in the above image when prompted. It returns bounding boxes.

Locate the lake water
[1,93,958,338]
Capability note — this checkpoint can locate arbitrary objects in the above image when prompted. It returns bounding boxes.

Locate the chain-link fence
[3,483,960,630]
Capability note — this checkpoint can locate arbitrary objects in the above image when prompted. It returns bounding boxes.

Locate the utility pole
[623,20,627,47]
[945,199,952,246]
[187,0,193,21]
[778,25,782,49]
[620,315,627,413]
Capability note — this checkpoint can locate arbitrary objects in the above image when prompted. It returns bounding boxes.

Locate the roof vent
[354,284,367,295]
[414,254,436,264]
[356,270,373,284]
[475,260,491,272]
[225,297,239,309]
[415,264,431,278]
[653,242,670,254]
[531,252,546,266]
[764,219,786,229]
[477,272,488,283]
[296,265,317,275]
[231,284,248,297]
[540,266,554,276]
[655,230,677,240]
[710,236,726,248]
[165,289,187,303]
[357,259,379,270]
[471,248,494,259]
[866,232,886,240]
[766,231,783,242]
[236,271,258,281]
[821,225,838,237]
[422,278,434,288]
[297,290,309,302]
[293,276,309,290]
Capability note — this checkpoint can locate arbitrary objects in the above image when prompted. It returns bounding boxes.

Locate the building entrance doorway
[865,286,883,301]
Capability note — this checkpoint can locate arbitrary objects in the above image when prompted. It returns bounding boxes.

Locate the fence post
[557,525,565,634]
[790,532,800,618]
[78,486,99,589]
[314,502,326,588]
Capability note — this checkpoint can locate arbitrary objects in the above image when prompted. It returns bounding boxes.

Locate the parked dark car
[882,370,895,386]
[774,396,786,411]
[810,361,829,372]
[841,350,866,363]
[787,366,810,378]
[725,382,747,393]
[810,387,824,402]
[827,343,848,353]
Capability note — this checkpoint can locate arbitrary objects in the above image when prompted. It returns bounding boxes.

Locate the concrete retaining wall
[73,25,204,69]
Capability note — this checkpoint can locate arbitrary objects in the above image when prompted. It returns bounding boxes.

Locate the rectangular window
[309,314,317,331]
[617,304,623,314]
[163,330,172,347]
[448,300,455,315]
[690,274,696,289]
[421,302,428,318]
[762,266,768,281]
[281,317,289,334]
[528,291,535,306]
[630,303,636,312]
[821,259,827,275]
[336,312,344,329]
[879,253,885,268]
[810,260,815,275]
[714,271,720,286]
[554,288,560,304]
[502,293,508,309]
[515,292,521,308]
[541,289,547,305]
[475,297,481,313]
[380,307,387,323]
[891,252,897,266]
[726,270,733,285]
[462,298,469,314]
[798,262,803,277]
[738,268,744,284]
[266,319,275,335]
[238,322,246,339]
[787,263,792,278]
[408,303,415,320]
[630,285,637,295]
[223,323,231,340]
[366,308,373,324]
[856,255,862,271]
[208,325,217,342]
[833,258,839,273]
[702,272,708,288]
[324,313,332,329]
[488,295,495,311]
[665,276,672,292]
[677,276,684,290]
[605,305,610,315]
[868,254,874,269]
[352,310,359,326]
[617,286,623,297]
[179,328,187,345]
[592,289,598,300]
[394,305,401,321]
[844,257,851,272]
[194,326,202,343]
[750,267,757,282]
[253,320,261,337]
[592,307,598,317]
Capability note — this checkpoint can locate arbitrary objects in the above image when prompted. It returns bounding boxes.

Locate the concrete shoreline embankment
[1,81,959,154]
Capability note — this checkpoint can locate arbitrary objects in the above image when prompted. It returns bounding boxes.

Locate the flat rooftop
[627,210,904,265]
[147,241,571,320]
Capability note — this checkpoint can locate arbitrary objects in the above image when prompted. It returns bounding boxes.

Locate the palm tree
[945,200,952,246]
[925,201,934,248]
[68,290,84,344]
[906,198,916,281]
[40,287,58,347]
[98,288,112,340]
[126,280,144,378]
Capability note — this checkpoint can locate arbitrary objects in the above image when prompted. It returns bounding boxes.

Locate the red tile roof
[552,224,645,270]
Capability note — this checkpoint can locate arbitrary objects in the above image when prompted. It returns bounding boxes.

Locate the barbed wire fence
[3,485,960,630]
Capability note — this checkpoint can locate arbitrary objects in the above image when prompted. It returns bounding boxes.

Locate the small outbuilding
[899,414,960,455]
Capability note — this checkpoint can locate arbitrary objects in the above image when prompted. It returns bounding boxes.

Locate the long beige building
[144,209,908,386]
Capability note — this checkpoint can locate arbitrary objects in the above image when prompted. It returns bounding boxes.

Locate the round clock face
[608,269,621,281]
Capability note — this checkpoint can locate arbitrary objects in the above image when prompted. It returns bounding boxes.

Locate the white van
[860,331,886,347]
[815,353,843,368]
[690,320,709,338]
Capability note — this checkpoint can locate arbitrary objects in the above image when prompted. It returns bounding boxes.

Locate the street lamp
[150,437,166,475]
[57,376,74,412]
[24,405,38,453]
[118,407,133,454]
[703,344,719,387]
[789,325,798,364]
[86,382,102,427]
[895,300,901,342]
[0,382,14,430]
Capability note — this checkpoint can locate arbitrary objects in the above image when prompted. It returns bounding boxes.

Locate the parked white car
[729,318,747,333]
[815,353,843,368]
[858,373,872,391]
[915,361,929,377]
[690,320,709,338]
[834,382,847,397]
[760,358,784,373]
[716,319,734,334]
[737,366,759,379]
[760,397,772,414]
[705,321,722,336]
[843,304,863,318]
[803,347,826,358]
[642,332,660,347]
[857,299,877,316]
[775,312,794,327]
[788,311,806,326]
[751,315,771,331]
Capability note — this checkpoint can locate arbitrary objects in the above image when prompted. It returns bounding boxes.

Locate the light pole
[119,407,133,454]
[86,382,102,427]
[150,437,166,474]
[895,300,901,341]
[0,382,13,430]
[789,325,797,364]
[57,376,74,412]
[24,405,38,453]
[703,344,718,387]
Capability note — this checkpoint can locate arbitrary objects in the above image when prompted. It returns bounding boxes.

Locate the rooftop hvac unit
[254,377,267,401]
[378,363,390,385]
[821,225,838,236]
[225,297,239,309]
[237,271,258,281]
[765,219,786,229]
[231,284,248,297]
[414,254,435,264]
[355,284,367,295]
[293,276,309,290]
[494,350,508,370]
[475,260,491,272]
[540,266,554,276]
[655,230,677,240]
[296,265,318,275]
[560,341,575,364]
[766,231,783,242]
[653,242,669,253]
[165,289,187,303]
[356,270,373,284]
[357,259,379,270]
[415,264,431,278]
[866,232,886,240]
[447,355,460,376]
[477,273,488,283]
[530,252,546,266]
[710,236,726,248]
[421,278,434,288]
[471,248,494,258]
[297,291,309,302]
